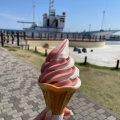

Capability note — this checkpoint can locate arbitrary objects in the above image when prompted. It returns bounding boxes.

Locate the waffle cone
[39,83,78,115]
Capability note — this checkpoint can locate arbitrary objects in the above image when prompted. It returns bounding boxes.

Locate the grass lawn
[3,46,45,68]
[3,46,120,115]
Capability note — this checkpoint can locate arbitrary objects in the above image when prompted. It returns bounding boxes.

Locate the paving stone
[67,117,75,120]
[73,108,82,114]
[73,99,81,104]
[4,115,13,120]
[92,118,99,120]
[37,108,44,113]
[71,96,78,101]
[0,47,120,120]
[80,110,89,116]
[103,111,111,118]
[79,101,87,106]
[12,112,23,118]
[28,116,36,120]
[7,110,17,115]
[84,99,91,104]
[14,106,24,113]
[72,104,80,109]
[87,107,96,113]
[97,114,106,120]
[97,109,105,114]
[2,107,12,113]
[73,114,83,120]
[93,105,101,110]
[79,98,86,101]
[24,105,33,110]
[23,109,33,115]
[12,117,22,120]
[21,114,30,120]
[0,112,8,118]
[32,106,39,111]
[67,102,74,107]
[19,103,28,108]
[0,118,4,120]
[90,111,99,117]
[3,103,13,109]
[87,103,95,107]
[107,116,116,120]
[0,106,3,110]
[29,111,38,117]
[83,115,92,120]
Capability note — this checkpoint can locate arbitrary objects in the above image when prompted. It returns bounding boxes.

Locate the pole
[89,24,91,33]
[23,32,26,40]
[45,49,48,56]
[1,32,4,47]
[89,24,91,41]
[49,0,54,15]
[7,32,9,43]
[32,32,34,39]
[33,1,36,23]
[116,60,119,69]
[23,32,27,48]
[17,32,19,46]
[84,56,87,64]
[28,44,29,50]
[61,33,62,40]
[35,46,37,52]
[101,11,105,30]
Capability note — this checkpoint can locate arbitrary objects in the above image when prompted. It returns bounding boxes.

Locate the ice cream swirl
[38,39,81,87]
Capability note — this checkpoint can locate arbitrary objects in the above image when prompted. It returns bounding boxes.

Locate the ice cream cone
[38,82,78,115]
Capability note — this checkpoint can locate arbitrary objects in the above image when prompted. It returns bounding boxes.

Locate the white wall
[27,40,105,48]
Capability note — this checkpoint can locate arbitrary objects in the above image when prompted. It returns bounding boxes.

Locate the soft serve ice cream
[38,39,81,120]
[38,39,81,88]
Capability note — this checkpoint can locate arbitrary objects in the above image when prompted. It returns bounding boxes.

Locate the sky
[0,0,120,34]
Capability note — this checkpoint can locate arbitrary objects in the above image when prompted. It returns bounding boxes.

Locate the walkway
[0,47,120,120]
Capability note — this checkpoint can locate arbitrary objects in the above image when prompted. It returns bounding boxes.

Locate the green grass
[77,66,120,113]
[3,46,45,68]
[3,46,120,115]
[77,62,120,71]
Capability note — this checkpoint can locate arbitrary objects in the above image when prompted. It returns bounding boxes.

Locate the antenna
[33,1,36,23]
[89,24,91,33]
[101,10,105,30]
[49,0,54,14]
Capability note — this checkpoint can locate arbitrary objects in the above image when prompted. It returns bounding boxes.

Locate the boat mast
[33,1,36,23]
[101,10,105,30]
[49,0,54,15]
[17,1,35,26]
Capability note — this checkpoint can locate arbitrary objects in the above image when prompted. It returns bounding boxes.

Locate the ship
[17,0,119,40]
[83,29,120,40]
[17,0,66,37]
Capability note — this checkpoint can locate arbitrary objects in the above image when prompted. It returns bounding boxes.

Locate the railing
[25,32,104,42]
[0,31,105,47]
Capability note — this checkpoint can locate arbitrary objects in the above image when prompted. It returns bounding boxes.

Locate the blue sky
[0,0,120,33]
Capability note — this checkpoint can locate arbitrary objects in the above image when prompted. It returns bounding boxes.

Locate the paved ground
[69,43,120,67]
[0,47,120,120]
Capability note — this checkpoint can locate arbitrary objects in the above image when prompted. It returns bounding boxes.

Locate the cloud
[0,12,25,21]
